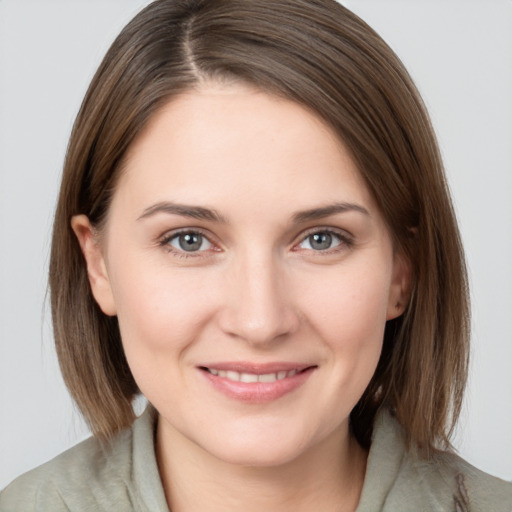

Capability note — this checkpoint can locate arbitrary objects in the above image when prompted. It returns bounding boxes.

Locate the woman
[1,0,511,510]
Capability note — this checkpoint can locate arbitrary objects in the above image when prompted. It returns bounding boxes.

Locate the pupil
[179,233,202,251]
[310,232,332,250]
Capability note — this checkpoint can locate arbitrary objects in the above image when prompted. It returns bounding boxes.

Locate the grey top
[1,407,511,511]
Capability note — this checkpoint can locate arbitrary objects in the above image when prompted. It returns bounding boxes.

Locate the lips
[198,362,316,403]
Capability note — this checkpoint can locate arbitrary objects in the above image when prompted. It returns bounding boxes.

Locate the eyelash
[158,227,354,259]
[294,228,354,254]
[158,228,216,259]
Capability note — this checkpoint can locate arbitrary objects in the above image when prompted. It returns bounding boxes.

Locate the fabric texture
[1,406,511,511]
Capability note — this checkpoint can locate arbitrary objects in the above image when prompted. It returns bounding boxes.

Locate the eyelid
[292,226,354,252]
[158,227,220,256]
[156,225,354,257]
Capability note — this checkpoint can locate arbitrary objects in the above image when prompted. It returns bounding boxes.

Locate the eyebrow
[137,200,369,224]
[291,202,369,223]
[137,202,228,223]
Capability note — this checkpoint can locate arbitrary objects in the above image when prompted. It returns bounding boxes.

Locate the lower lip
[199,367,315,403]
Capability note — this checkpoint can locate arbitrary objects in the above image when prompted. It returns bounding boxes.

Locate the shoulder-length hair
[50,0,469,454]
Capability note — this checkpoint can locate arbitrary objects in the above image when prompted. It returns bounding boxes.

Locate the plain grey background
[1,0,511,488]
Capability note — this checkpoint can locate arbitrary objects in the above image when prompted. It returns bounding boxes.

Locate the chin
[196,425,323,468]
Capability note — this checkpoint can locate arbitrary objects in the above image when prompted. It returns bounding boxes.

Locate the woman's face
[75,83,409,467]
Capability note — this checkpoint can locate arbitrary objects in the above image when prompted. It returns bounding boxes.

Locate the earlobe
[71,215,117,316]
[386,252,412,320]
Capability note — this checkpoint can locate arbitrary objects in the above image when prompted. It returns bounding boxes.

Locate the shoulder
[359,408,512,512]
[0,430,135,512]
[0,406,167,512]
[413,450,512,512]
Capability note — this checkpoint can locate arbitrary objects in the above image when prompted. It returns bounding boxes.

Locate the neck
[156,416,367,512]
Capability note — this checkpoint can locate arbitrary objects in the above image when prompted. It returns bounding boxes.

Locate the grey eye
[299,231,342,251]
[169,232,212,252]
[309,232,332,250]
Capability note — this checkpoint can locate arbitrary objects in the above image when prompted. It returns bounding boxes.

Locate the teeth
[258,373,277,383]
[207,368,300,382]
[226,370,239,381]
[240,372,258,383]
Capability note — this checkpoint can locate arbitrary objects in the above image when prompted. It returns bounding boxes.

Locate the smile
[198,363,316,403]
[204,368,299,382]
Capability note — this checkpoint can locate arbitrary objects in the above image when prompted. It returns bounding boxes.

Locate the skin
[72,82,410,512]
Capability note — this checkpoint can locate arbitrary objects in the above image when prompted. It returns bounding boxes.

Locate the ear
[386,250,412,320]
[71,215,117,316]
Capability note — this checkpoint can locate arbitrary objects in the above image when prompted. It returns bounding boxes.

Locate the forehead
[114,82,375,218]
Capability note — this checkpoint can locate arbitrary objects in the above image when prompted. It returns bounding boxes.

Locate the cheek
[301,263,391,343]
[297,262,391,395]
[109,262,226,406]
[108,258,219,364]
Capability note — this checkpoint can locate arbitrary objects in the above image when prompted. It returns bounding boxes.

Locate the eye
[297,230,348,251]
[167,231,213,252]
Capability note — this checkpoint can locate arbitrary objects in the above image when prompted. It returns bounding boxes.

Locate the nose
[217,250,299,346]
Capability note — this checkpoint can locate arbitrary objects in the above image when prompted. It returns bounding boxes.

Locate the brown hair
[50,0,469,454]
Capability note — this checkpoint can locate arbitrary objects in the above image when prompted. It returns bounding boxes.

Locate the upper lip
[198,362,315,374]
